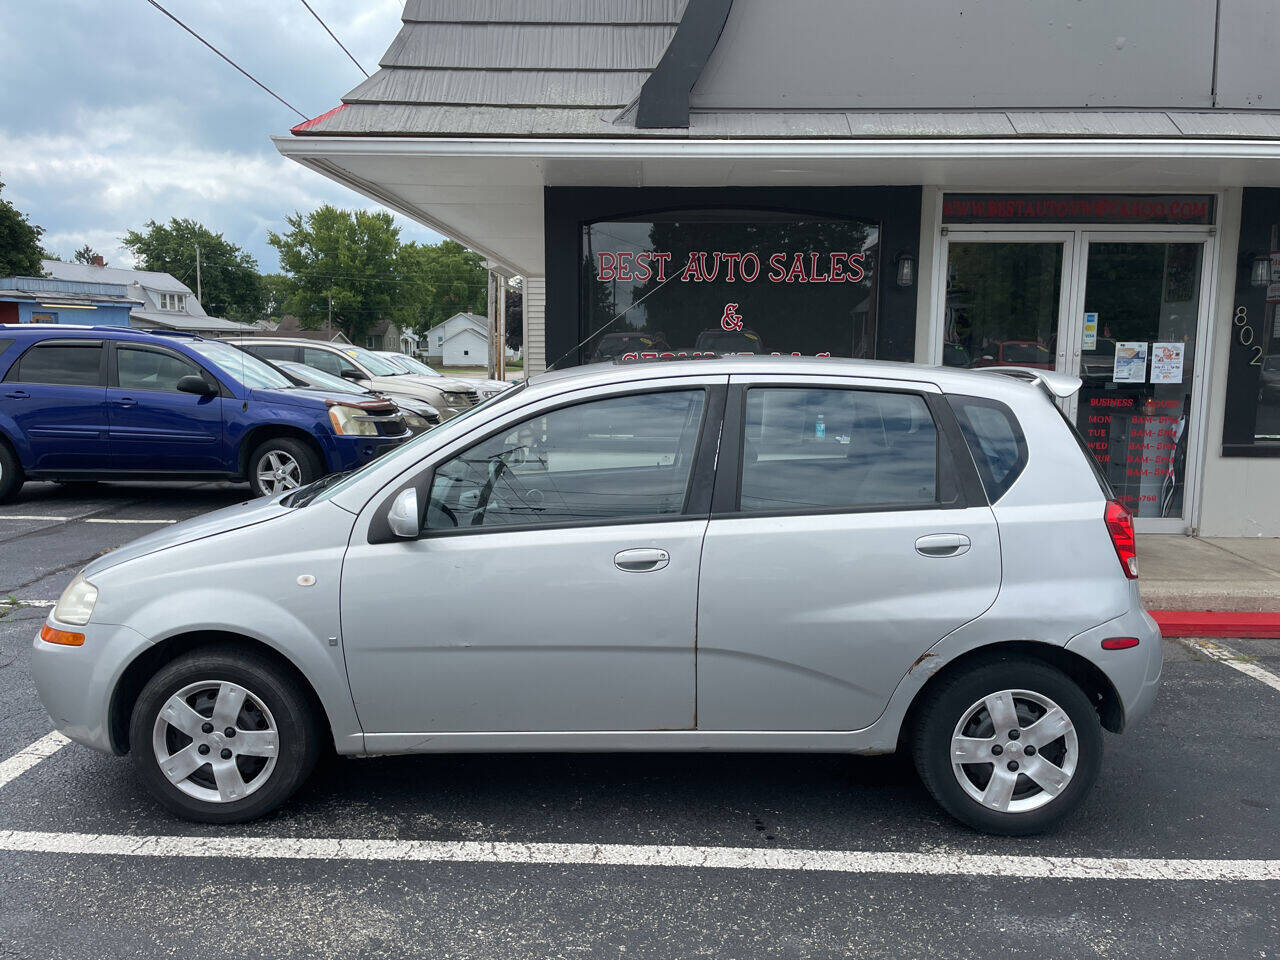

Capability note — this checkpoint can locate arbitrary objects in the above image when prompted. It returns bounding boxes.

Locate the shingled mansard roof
[290,0,1280,141]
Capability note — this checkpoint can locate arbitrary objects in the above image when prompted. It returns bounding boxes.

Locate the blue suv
[0,326,412,502]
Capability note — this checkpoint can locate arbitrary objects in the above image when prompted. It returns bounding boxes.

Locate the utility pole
[194,242,202,304]
[327,295,333,340]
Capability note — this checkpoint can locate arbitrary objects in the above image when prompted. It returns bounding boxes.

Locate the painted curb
[1149,610,1280,639]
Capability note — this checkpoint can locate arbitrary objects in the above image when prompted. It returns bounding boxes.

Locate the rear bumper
[1065,591,1163,731]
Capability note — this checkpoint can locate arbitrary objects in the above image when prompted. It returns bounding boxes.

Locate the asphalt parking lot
[0,482,1277,959]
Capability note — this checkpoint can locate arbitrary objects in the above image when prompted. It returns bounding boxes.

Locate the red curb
[1149,610,1280,639]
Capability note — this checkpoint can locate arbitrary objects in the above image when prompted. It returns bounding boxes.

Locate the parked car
[375,350,510,399]
[0,325,411,502]
[694,328,764,354]
[973,340,1055,370]
[224,338,481,421]
[31,356,1160,834]
[273,360,440,435]
[590,331,669,362]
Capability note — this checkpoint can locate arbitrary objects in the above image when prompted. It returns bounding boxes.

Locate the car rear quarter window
[946,394,1027,502]
[739,387,943,512]
[5,341,104,387]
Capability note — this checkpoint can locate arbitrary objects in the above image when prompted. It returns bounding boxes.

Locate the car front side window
[116,346,201,393]
[739,387,943,512]
[424,390,708,531]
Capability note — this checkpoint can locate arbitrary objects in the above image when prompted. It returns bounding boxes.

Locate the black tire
[0,441,24,504]
[129,646,322,823]
[912,657,1102,836]
[246,436,322,498]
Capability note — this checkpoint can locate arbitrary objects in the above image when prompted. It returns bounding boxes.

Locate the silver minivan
[32,357,1161,834]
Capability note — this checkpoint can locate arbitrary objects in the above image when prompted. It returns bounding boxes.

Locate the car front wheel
[0,442,24,503]
[129,647,322,823]
[912,657,1102,835]
[247,437,321,498]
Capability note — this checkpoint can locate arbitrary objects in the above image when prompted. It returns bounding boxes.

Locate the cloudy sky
[0,0,441,272]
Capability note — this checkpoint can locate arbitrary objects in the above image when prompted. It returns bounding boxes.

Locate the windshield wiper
[282,469,352,507]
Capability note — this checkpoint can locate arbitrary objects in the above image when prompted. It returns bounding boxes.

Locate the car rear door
[1,338,111,470]
[695,375,1001,731]
[106,342,225,472]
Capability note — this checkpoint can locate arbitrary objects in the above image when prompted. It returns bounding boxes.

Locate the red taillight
[1101,637,1140,650]
[1104,499,1139,579]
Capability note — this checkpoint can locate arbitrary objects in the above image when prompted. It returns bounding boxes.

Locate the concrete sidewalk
[1139,536,1280,613]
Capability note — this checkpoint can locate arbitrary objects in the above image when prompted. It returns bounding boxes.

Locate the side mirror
[387,488,420,539]
[340,368,364,381]
[176,374,215,396]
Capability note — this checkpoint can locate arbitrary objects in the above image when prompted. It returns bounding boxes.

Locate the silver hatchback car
[32,357,1161,834]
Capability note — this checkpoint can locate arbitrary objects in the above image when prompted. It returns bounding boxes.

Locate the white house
[43,259,254,336]
[429,312,489,367]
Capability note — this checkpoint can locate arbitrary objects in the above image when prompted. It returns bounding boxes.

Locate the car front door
[1,339,111,470]
[340,379,725,736]
[696,376,1001,731]
[107,343,224,472]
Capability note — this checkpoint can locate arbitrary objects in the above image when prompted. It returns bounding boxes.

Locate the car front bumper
[323,432,410,472]
[31,619,154,755]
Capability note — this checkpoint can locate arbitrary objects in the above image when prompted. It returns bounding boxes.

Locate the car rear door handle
[915,534,971,558]
[4,389,29,399]
[614,548,670,572]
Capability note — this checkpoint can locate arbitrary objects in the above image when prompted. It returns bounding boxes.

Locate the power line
[143,0,309,121]
[297,0,370,78]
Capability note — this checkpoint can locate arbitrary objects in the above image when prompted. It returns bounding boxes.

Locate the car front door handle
[115,397,137,408]
[915,534,971,558]
[614,548,670,572]
[4,389,29,399]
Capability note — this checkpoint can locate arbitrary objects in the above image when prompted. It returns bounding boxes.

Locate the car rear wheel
[129,647,322,823]
[0,442,24,503]
[912,658,1102,835]
[248,437,321,498]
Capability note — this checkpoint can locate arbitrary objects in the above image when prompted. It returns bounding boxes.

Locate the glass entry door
[1068,237,1209,530]
[940,234,1074,374]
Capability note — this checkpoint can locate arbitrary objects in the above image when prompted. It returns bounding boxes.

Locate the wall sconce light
[1252,255,1271,288]
[895,251,917,288]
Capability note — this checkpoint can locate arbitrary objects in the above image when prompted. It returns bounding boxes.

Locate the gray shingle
[346,68,650,108]
[1007,111,1182,137]
[403,0,686,23]
[380,22,678,71]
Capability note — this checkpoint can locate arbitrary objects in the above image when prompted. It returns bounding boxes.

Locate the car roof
[225,337,348,350]
[528,355,1072,406]
[0,324,207,347]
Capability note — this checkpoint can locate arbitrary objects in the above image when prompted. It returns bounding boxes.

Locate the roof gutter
[274,134,1280,163]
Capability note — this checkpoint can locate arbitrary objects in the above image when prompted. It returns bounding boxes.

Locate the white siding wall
[441,328,489,367]
[524,277,546,376]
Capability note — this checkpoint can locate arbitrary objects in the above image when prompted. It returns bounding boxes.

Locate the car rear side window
[739,388,942,512]
[947,394,1027,502]
[248,344,298,364]
[5,342,103,387]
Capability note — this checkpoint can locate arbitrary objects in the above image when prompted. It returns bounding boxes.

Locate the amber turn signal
[40,624,85,647]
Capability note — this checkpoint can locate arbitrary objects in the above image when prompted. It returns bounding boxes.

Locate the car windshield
[279,361,367,395]
[302,381,529,506]
[385,353,441,377]
[343,346,405,376]
[186,340,294,389]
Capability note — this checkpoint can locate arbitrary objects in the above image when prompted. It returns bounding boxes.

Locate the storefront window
[1222,188,1280,455]
[580,211,879,362]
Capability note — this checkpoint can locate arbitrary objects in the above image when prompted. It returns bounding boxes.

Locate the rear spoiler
[974,366,1082,400]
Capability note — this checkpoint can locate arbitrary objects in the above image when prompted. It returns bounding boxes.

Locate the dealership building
[278,0,1280,536]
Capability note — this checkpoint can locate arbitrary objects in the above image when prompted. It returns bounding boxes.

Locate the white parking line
[0,516,177,524]
[0,829,1275,880]
[3,599,55,608]
[0,732,70,791]
[1180,638,1280,695]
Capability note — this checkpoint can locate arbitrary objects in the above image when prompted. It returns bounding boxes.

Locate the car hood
[249,386,342,409]
[83,496,293,577]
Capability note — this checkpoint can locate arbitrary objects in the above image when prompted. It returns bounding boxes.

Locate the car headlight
[327,404,380,436]
[402,412,430,433]
[53,574,98,626]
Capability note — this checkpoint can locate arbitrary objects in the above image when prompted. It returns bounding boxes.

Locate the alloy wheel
[151,680,280,803]
[949,689,1078,814]
[255,450,302,494]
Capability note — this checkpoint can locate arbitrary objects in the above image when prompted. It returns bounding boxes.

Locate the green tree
[72,244,103,265]
[122,218,265,323]
[0,179,46,277]
[268,206,400,341]
[394,238,487,333]
[260,272,297,320]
